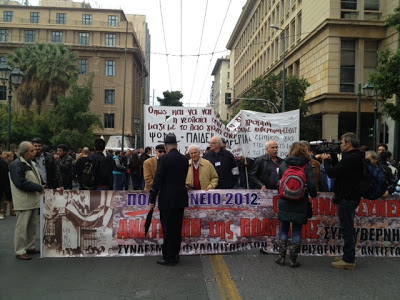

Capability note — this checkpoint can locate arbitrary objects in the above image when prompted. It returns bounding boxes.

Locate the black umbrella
[144,208,154,237]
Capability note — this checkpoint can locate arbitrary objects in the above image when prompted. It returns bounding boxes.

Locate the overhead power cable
[188,0,209,106]
[196,0,232,107]
[159,0,172,91]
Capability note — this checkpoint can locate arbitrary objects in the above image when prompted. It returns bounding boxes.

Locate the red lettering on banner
[226,221,233,239]
[358,199,366,217]
[366,199,374,217]
[209,221,230,239]
[273,196,280,213]
[387,200,395,217]
[182,218,201,237]
[118,219,128,239]
[128,219,140,238]
[318,197,331,215]
[261,218,278,237]
[396,200,400,217]
[302,220,320,239]
[241,218,251,237]
[376,200,386,217]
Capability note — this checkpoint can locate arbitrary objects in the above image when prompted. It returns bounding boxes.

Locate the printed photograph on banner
[41,190,114,257]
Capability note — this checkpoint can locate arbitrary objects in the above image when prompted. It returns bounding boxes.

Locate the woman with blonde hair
[275,142,317,267]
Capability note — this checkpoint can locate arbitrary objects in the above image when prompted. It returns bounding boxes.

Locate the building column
[322,112,339,141]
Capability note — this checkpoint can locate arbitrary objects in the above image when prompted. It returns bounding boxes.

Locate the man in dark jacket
[32,137,61,189]
[55,144,73,189]
[321,132,363,270]
[89,139,114,190]
[250,141,283,191]
[149,134,189,265]
[203,136,238,189]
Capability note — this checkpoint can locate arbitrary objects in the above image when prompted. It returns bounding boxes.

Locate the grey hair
[365,150,378,160]
[188,144,200,152]
[212,136,222,144]
[17,141,32,157]
[341,132,360,148]
[265,140,277,149]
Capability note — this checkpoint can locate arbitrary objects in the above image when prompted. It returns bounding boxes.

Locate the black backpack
[360,158,387,200]
[81,157,96,190]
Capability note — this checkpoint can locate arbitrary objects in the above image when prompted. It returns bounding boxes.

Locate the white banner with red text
[40,190,400,258]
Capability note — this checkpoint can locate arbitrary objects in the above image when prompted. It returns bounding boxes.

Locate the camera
[310,140,341,155]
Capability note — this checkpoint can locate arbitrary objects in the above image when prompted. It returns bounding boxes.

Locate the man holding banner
[149,134,189,265]
[203,136,238,189]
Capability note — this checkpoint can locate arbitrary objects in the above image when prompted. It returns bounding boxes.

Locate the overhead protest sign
[41,190,400,258]
[144,105,299,158]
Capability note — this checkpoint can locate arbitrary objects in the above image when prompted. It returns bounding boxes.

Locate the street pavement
[1,210,400,300]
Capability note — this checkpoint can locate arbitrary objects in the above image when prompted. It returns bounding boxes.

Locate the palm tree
[8,43,78,113]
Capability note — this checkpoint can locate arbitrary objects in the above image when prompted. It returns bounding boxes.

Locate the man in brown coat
[143,144,165,191]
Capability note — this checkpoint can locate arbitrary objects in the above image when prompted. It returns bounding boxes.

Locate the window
[365,0,380,11]
[82,14,93,25]
[52,31,63,43]
[30,12,40,23]
[364,40,379,81]
[3,11,14,22]
[25,30,36,43]
[79,33,89,45]
[341,0,357,9]
[104,114,115,128]
[0,29,8,42]
[106,34,116,47]
[296,13,302,40]
[56,13,66,24]
[0,86,6,101]
[79,59,89,75]
[108,15,118,27]
[105,61,115,76]
[340,39,356,93]
[105,90,115,104]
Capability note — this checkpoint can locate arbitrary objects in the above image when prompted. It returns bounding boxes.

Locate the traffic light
[225,93,231,105]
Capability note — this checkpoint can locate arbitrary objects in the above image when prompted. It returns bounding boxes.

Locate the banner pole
[244,157,249,189]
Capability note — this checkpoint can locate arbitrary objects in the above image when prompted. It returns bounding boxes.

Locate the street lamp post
[0,62,24,151]
[133,115,140,149]
[271,24,286,112]
[363,83,379,151]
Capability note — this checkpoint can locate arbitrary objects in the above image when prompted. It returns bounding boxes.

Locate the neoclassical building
[227,0,398,154]
[0,0,149,147]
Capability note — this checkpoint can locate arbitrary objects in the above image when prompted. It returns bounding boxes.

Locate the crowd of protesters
[1,135,400,266]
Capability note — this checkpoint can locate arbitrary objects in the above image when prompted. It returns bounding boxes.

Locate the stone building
[227,0,398,153]
[0,0,149,147]
[211,56,231,122]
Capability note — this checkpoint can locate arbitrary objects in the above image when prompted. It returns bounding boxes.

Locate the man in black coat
[149,134,189,265]
[321,132,363,270]
[203,135,238,189]
[32,137,61,189]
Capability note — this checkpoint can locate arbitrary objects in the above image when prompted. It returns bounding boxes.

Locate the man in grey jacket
[10,141,44,260]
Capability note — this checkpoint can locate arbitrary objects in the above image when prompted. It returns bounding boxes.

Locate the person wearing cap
[149,133,189,265]
[143,144,165,191]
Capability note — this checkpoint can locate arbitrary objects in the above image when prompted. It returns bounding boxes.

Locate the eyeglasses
[157,150,166,153]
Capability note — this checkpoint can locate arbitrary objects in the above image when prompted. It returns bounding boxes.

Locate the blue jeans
[279,221,302,244]
[338,198,359,263]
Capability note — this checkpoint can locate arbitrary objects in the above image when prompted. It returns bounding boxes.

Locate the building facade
[227,0,399,153]
[211,56,231,121]
[0,0,149,147]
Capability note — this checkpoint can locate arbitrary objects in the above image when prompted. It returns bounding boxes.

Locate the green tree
[157,91,184,106]
[8,42,78,112]
[48,74,102,150]
[369,4,400,122]
[233,73,319,141]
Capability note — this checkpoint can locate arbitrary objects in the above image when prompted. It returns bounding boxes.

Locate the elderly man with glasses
[143,144,165,191]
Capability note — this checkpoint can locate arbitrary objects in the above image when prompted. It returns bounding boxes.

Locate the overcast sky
[32,0,246,107]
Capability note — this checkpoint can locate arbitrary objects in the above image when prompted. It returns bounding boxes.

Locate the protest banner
[144,105,299,158]
[41,190,400,258]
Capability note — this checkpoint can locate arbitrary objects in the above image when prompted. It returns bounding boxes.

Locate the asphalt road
[1,213,399,300]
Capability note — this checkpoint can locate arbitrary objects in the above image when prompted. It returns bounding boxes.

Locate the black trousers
[159,208,184,261]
